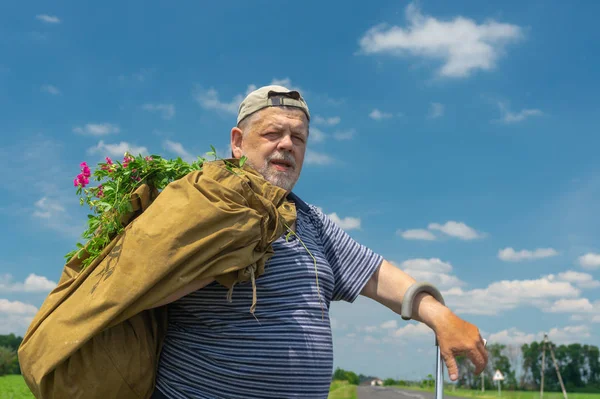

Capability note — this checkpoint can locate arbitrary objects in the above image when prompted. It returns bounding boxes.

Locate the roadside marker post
[493,369,504,396]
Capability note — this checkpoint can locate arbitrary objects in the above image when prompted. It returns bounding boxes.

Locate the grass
[2,374,597,399]
[0,375,34,399]
[395,385,600,399]
[329,380,358,399]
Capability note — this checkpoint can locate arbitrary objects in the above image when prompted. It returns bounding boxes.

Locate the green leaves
[67,146,245,269]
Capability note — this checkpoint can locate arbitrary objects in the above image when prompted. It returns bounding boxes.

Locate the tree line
[332,339,600,392]
[0,333,22,375]
[454,340,599,392]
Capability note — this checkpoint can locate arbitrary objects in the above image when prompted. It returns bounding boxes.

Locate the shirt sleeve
[309,205,384,303]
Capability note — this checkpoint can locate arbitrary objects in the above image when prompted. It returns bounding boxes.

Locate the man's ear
[230,127,244,159]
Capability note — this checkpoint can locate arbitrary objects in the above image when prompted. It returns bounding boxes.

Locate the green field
[1,375,598,399]
[0,375,34,399]
[329,380,358,399]
[397,385,600,399]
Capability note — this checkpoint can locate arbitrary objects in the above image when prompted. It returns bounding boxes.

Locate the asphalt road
[357,387,467,399]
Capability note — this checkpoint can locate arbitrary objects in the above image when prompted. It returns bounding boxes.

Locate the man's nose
[277,134,294,151]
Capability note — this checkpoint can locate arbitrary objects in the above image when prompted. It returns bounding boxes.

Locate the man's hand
[361,259,488,380]
[431,309,488,381]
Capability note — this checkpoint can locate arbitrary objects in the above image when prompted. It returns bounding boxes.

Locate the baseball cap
[237,85,310,125]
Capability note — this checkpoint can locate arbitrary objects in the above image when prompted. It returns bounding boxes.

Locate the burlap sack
[18,159,297,399]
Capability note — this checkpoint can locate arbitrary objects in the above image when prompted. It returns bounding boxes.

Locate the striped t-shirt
[154,194,383,399]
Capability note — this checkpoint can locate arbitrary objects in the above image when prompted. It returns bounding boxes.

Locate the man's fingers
[471,340,488,375]
[442,351,459,381]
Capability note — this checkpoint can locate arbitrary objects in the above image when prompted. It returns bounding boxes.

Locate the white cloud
[546,298,596,313]
[555,271,600,289]
[398,258,465,289]
[328,213,361,230]
[488,328,537,345]
[314,115,341,126]
[73,123,120,136]
[41,84,60,95]
[269,78,302,92]
[443,276,580,316]
[333,129,355,141]
[305,150,334,165]
[195,78,306,120]
[397,229,436,241]
[0,298,39,314]
[30,196,81,237]
[496,102,542,124]
[310,127,327,143]
[36,14,61,24]
[194,87,243,115]
[578,252,600,270]
[0,274,57,293]
[498,247,559,262]
[380,320,398,329]
[357,2,523,78]
[163,140,195,163]
[428,102,445,118]
[488,325,593,345]
[369,109,393,120]
[32,197,65,219]
[88,140,148,158]
[142,103,175,120]
[0,299,39,335]
[393,322,434,341]
[428,221,482,240]
[364,326,378,333]
[548,325,591,344]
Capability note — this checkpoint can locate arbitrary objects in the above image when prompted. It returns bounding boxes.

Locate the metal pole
[436,345,444,399]
[482,372,485,392]
[400,282,447,399]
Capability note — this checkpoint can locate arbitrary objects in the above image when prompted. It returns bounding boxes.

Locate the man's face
[231,107,309,192]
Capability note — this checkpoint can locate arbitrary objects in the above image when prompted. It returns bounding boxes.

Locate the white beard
[243,152,298,192]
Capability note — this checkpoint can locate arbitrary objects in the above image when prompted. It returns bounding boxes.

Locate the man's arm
[360,259,488,381]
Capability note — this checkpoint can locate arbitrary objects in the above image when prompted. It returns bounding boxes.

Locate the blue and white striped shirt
[155,195,383,399]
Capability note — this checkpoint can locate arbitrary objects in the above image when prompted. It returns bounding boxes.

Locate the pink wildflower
[123,155,133,168]
[74,161,91,188]
[105,157,113,165]
[144,156,153,162]
[97,184,104,198]
[77,174,89,187]
[79,162,91,178]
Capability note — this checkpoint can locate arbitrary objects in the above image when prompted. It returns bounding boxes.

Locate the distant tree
[0,334,22,351]
[384,378,396,386]
[345,370,360,385]
[0,346,17,376]
[332,367,360,385]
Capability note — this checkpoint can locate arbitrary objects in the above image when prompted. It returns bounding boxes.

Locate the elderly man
[152,85,488,399]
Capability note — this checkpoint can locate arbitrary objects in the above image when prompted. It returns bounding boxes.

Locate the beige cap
[237,85,310,125]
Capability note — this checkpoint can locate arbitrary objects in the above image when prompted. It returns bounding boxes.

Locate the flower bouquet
[67,146,247,269]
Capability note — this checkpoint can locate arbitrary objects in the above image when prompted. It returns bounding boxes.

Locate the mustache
[267,152,296,168]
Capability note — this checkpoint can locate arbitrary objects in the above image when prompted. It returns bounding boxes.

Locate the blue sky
[1,0,599,381]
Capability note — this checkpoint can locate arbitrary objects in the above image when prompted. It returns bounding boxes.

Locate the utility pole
[548,337,568,399]
[540,334,568,399]
[540,337,546,399]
